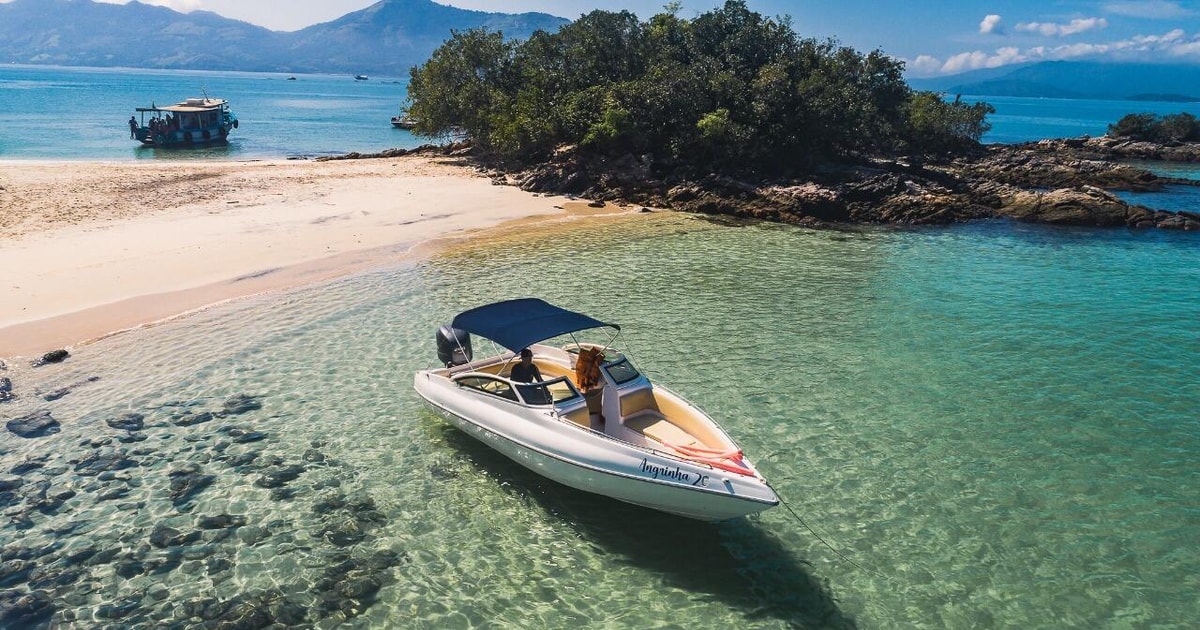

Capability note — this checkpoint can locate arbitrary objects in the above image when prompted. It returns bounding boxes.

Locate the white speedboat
[413,298,779,521]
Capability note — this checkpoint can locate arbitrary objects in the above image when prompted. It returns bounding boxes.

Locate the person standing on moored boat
[510,348,543,383]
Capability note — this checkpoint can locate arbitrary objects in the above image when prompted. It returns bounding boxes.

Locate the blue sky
[59,1,1200,76]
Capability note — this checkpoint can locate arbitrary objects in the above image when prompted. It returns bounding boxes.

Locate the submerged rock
[221,394,263,416]
[255,464,306,489]
[6,410,60,439]
[197,514,247,530]
[220,426,267,443]
[171,411,215,427]
[168,467,216,505]
[0,588,55,627]
[73,450,138,476]
[40,376,100,402]
[106,413,145,432]
[149,524,201,549]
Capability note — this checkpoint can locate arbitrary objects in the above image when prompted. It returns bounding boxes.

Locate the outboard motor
[436,325,472,367]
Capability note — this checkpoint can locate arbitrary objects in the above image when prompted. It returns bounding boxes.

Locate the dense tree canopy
[1108,112,1200,142]
[407,1,992,176]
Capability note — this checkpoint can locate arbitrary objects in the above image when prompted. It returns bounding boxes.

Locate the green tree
[1107,113,1159,140]
[902,93,994,154]
[407,1,993,175]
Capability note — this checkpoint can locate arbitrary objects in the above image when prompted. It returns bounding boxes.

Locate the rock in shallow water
[197,514,247,529]
[221,394,263,416]
[171,411,215,427]
[149,524,202,549]
[31,349,69,367]
[168,467,216,505]
[73,451,138,476]
[255,464,306,489]
[5,410,60,439]
[106,413,144,431]
[0,589,55,627]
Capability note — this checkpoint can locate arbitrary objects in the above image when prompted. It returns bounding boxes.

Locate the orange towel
[575,347,604,390]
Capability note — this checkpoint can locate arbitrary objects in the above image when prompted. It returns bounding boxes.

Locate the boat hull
[136,126,233,147]
[415,371,778,521]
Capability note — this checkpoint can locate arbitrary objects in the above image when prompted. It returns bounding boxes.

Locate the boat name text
[640,459,709,486]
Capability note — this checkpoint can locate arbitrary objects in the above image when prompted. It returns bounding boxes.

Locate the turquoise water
[4,65,1200,159]
[1,64,1199,628]
[1,213,1196,628]
[0,65,426,160]
[969,95,1200,145]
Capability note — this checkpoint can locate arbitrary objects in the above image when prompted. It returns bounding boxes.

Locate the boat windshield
[603,357,641,385]
[515,376,580,406]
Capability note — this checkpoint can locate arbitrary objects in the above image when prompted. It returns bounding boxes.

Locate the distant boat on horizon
[354,74,368,81]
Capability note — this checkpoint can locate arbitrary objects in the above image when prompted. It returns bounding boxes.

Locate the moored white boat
[413,298,779,521]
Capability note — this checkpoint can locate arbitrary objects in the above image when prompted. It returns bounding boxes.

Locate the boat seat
[624,412,702,449]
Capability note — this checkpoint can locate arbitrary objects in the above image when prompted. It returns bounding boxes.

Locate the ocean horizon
[1,64,1198,628]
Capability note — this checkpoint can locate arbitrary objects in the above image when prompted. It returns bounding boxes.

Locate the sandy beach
[0,155,590,359]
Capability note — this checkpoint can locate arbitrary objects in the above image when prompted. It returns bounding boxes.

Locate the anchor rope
[765,479,886,579]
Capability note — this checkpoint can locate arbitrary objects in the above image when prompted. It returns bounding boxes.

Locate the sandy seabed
[0,155,602,358]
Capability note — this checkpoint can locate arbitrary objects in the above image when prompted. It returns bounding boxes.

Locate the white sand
[0,155,581,358]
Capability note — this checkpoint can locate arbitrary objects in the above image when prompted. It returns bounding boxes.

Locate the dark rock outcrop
[477,139,1200,230]
[6,410,60,439]
[31,349,69,367]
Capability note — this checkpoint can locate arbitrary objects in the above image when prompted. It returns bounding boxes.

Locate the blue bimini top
[451,298,617,352]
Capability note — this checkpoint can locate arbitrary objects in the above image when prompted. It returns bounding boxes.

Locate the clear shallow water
[0,65,426,160]
[1,213,1197,628]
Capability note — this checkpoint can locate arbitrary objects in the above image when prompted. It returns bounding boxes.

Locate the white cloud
[908,28,1200,76]
[938,47,1028,74]
[979,14,1004,35]
[909,55,945,75]
[1016,18,1109,37]
[1103,1,1195,19]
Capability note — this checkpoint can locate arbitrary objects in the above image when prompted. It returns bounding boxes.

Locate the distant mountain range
[6,1,1198,101]
[908,61,1200,102]
[0,0,569,76]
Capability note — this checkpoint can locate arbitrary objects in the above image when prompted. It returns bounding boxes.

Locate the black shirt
[510,362,542,383]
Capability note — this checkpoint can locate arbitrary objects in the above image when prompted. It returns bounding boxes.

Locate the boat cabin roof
[452,298,617,352]
[136,98,227,113]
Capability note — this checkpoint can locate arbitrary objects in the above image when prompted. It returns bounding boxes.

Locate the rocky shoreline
[484,136,1200,230]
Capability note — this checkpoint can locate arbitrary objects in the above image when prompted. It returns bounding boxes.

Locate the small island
[403,1,1199,231]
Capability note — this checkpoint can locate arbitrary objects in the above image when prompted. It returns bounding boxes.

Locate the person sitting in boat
[510,348,543,383]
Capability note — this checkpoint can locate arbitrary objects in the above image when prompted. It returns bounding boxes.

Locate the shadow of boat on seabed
[439,426,858,629]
